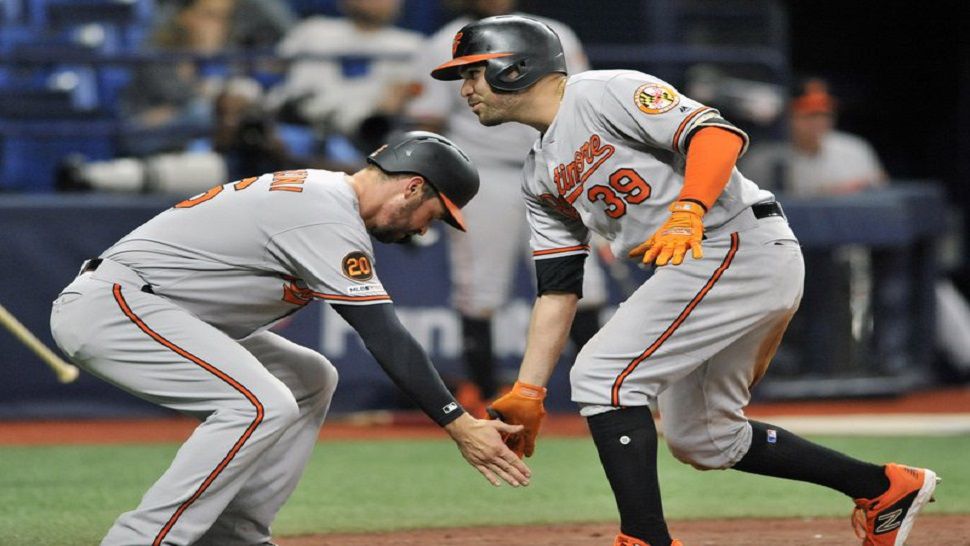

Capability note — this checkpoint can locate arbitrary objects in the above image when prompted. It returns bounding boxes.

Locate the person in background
[742,78,970,377]
[267,0,424,160]
[741,78,887,196]
[405,0,608,414]
[119,0,237,157]
[58,0,299,195]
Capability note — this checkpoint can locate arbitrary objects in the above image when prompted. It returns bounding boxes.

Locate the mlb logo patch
[767,429,777,444]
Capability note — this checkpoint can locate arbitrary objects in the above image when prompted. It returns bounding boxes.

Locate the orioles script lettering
[553,134,615,203]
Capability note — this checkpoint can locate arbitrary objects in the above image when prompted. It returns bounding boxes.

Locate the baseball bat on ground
[0,302,79,383]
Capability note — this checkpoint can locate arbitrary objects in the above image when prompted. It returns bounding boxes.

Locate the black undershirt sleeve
[331,302,463,426]
[535,253,586,298]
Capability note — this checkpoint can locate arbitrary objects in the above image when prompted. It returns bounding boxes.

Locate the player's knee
[664,424,749,470]
[259,388,301,429]
[301,352,338,395]
[308,358,339,407]
[665,436,718,470]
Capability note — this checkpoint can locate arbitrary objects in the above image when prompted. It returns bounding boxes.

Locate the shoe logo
[875,508,903,534]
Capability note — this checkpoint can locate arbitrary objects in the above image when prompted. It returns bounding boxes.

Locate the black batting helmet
[431,15,566,92]
[367,131,480,231]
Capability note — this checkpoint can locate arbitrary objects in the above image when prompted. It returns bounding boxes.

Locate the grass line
[1,435,967,545]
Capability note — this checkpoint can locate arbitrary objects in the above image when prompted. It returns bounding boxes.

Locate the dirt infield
[276,515,970,545]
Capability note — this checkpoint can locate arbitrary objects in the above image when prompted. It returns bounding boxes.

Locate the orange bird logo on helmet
[452,32,463,56]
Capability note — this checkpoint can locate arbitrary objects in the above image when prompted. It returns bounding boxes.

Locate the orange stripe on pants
[610,233,740,406]
[111,284,265,546]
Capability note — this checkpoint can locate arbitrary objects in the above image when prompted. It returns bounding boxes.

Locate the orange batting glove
[485,381,547,458]
[628,200,705,266]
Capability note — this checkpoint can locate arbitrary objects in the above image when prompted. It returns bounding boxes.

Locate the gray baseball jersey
[105,169,390,339]
[524,70,771,260]
[49,169,392,545]
[525,70,805,470]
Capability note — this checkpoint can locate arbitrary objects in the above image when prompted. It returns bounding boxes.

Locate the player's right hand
[628,200,706,266]
[486,381,547,458]
[444,413,531,487]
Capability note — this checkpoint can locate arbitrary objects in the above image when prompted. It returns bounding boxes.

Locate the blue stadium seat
[276,123,318,159]
[0,117,118,192]
[2,0,26,24]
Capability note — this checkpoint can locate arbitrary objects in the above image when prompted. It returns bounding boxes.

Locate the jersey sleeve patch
[341,251,374,281]
[635,83,680,114]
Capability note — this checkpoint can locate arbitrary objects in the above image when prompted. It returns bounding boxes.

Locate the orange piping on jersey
[532,244,591,257]
[671,107,713,153]
[311,292,392,302]
[111,284,265,546]
[679,127,745,211]
[610,232,739,406]
[269,186,304,193]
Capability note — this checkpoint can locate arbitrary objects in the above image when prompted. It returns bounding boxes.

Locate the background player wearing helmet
[433,15,939,546]
[406,0,608,413]
[49,132,530,546]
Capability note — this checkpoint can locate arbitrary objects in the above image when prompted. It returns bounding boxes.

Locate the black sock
[733,420,889,499]
[569,307,601,350]
[587,407,672,546]
[460,316,496,398]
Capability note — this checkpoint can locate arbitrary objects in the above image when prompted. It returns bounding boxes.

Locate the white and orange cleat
[852,463,940,545]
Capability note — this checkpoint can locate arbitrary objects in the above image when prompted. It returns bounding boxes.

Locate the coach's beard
[369,228,413,244]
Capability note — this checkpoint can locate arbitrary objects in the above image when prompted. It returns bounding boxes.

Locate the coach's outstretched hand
[445,413,532,487]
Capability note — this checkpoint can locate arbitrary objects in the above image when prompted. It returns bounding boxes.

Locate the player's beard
[473,95,515,126]
[369,198,423,244]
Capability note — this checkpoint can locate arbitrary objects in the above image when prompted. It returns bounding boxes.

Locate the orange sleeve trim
[678,127,745,211]
[610,232,739,406]
[671,107,713,153]
[532,244,590,257]
[311,292,392,302]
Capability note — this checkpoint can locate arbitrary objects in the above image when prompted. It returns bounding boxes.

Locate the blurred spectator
[59,0,307,195]
[741,78,970,378]
[119,0,237,156]
[152,0,297,49]
[266,0,423,159]
[741,78,887,196]
[405,0,608,413]
[58,77,306,194]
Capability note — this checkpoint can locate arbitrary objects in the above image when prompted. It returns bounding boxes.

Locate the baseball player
[432,16,939,546]
[405,0,608,411]
[49,132,531,546]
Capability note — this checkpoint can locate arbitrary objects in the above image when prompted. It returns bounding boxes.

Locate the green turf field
[2,435,967,545]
